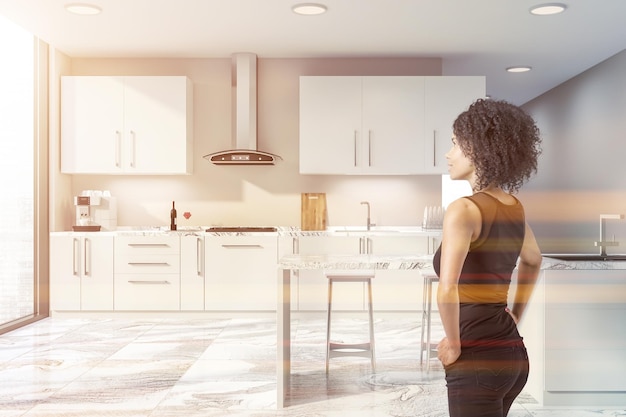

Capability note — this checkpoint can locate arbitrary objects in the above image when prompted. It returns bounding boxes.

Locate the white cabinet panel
[115,235,180,253]
[543,269,626,392]
[180,235,205,311]
[205,236,278,311]
[299,76,363,174]
[61,76,193,174]
[520,269,626,403]
[361,77,425,174]
[114,253,180,274]
[50,235,114,311]
[114,274,181,311]
[299,76,485,175]
[60,77,124,174]
[114,235,180,311]
[299,76,424,175]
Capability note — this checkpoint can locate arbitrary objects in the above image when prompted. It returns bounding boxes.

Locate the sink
[543,253,626,261]
[327,226,429,234]
[328,227,401,234]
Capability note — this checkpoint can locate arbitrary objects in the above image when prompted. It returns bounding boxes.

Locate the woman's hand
[437,337,461,366]
[505,307,519,324]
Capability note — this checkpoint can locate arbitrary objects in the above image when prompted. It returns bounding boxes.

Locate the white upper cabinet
[61,76,193,174]
[299,76,485,175]
[422,76,486,174]
[361,77,425,174]
[299,76,362,174]
[299,76,424,174]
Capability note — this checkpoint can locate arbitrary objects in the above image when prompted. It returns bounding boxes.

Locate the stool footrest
[329,342,372,351]
[329,342,373,359]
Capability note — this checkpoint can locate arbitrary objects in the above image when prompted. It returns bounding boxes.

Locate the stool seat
[325,272,376,374]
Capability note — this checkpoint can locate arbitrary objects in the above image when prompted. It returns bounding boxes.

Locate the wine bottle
[170,201,177,231]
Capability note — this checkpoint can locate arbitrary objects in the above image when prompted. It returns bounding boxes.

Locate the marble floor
[0,313,624,417]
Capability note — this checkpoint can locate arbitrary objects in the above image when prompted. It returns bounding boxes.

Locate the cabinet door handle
[292,237,299,254]
[129,130,136,168]
[84,238,91,276]
[354,130,358,167]
[196,237,203,275]
[127,243,170,247]
[72,238,79,275]
[115,130,121,167]
[127,280,170,285]
[127,262,170,266]
[366,237,372,254]
[221,244,263,249]
[433,130,437,167]
[368,130,372,167]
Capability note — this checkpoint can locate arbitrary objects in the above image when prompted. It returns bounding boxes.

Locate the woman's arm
[508,223,542,324]
[436,198,481,366]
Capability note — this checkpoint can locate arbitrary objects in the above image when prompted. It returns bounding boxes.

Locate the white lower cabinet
[50,235,114,311]
[51,232,437,313]
[520,269,626,406]
[204,236,278,311]
[114,235,181,311]
[543,270,626,392]
[180,235,205,310]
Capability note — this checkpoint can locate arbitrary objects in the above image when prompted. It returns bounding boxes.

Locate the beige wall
[522,50,626,253]
[50,56,446,231]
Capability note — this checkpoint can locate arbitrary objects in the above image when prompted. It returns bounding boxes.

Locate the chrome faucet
[360,201,374,230]
[594,214,624,256]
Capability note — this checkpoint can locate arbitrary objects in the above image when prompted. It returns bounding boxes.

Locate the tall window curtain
[0,15,35,325]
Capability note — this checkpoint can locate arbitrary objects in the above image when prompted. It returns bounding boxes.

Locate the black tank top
[433,192,526,349]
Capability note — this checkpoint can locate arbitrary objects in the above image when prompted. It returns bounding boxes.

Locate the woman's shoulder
[447,197,482,223]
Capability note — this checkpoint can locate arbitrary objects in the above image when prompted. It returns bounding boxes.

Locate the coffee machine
[73,195,100,230]
[73,190,117,231]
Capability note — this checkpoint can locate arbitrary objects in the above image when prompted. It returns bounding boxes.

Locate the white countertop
[278,253,435,271]
[541,255,626,270]
[51,225,442,237]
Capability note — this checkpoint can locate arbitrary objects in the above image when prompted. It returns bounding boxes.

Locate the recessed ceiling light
[506,66,532,73]
[65,3,102,15]
[529,3,567,15]
[292,3,327,15]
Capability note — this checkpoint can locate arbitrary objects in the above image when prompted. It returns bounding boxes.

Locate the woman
[434,99,543,417]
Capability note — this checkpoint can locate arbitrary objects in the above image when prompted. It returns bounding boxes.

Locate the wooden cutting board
[301,193,327,231]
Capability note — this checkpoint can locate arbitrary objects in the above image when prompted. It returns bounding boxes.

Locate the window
[0,14,41,328]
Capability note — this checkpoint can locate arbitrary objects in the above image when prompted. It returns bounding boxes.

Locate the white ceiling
[1,0,625,105]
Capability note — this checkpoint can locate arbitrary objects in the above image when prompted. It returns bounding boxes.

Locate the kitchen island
[276,254,626,409]
[520,256,626,407]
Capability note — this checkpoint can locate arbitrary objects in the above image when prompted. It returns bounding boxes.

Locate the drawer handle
[221,244,263,249]
[127,243,170,247]
[127,262,170,266]
[127,280,170,285]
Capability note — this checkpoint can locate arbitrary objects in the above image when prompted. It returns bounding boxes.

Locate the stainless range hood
[203,53,280,165]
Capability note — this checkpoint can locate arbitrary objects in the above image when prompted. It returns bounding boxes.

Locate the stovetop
[205,226,277,233]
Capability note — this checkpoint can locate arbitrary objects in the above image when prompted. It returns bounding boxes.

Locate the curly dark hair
[453,98,542,193]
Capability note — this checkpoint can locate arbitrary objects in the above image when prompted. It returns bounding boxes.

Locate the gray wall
[521,50,626,253]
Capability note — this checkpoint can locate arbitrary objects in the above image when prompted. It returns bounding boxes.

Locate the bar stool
[420,271,439,371]
[325,272,376,374]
